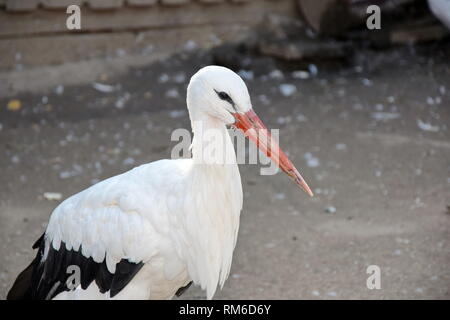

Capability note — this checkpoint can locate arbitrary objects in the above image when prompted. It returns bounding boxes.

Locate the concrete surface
[0,43,449,299]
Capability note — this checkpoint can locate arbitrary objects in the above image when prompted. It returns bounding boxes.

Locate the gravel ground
[0,43,449,299]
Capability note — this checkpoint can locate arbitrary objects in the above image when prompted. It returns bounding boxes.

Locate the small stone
[258,94,270,106]
[116,48,126,57]
[158,74,170,83]
[183,40,197,51]
[304,152,319,168]
[417,119,439,132]
[276,116,292,125]
[435,96,442,104]
[165,88,180,99]
[279,84,297,97]
[308,64,318,76]
[238,70,254,81]
[168,110,186,118]
[122,157,135,166]
[292,70,310,79]
[43,192,62,201]
[92,82,115,93]
[273,193,286,200]
[55,85,64,95]
[325,206,336,214]
[312,290,320,296]
[115,93,130,109]
[296,114,308,122]
[337,88,346,97]
[371,112,400,121]
[375,103,384,111]
[335,143,347,150]
[173,72,186,83]
[362,78,373,86]
[269,69,284,80]
[59,171,73,179]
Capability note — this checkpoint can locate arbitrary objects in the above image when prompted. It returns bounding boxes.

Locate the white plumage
[49,157,241,299]
[8,66,312,300]
[428,0,450,30]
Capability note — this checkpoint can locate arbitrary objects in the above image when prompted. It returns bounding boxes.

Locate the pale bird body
[7,66,311,300]
[428,0,450,30]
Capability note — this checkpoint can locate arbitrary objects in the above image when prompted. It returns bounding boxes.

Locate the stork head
[187,65,313,197]
[187,65,251,124]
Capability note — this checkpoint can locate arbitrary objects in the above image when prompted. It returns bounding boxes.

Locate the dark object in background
[297,0,419,36]
[211,43,277,76]
[296,0,449,46]
[257,14,352,61]
[247,0,449,72]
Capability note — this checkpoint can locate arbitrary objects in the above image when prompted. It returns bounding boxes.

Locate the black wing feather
[175,281,193,297]
[7,234,144,300]
[110,259,146,297]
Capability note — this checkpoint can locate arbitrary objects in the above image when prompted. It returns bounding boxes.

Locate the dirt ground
[0,43,449,300]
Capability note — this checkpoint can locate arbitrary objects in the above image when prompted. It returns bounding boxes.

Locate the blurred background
[0,0,449,299]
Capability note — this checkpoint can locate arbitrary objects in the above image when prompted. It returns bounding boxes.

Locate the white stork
[7,66,312,300]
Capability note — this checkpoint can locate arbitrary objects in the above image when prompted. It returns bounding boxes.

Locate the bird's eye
[218,91,230,101]
[214,89,233,104]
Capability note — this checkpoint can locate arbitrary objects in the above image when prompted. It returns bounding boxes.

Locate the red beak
[232,109,313,197]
